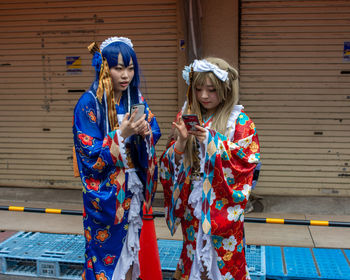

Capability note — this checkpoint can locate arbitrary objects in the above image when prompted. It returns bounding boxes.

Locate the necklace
[203,114,213,125]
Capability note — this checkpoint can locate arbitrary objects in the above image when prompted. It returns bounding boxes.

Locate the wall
[201,0,239,68]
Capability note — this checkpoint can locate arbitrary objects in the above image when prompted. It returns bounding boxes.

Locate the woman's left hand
[140,121,151,138]
[188,125,207,143]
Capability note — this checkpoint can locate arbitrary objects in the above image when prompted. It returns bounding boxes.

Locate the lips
[120,82,129,87]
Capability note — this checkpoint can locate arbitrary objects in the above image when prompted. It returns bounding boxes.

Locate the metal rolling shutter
[0,0,178,189]
[240,0,350,196]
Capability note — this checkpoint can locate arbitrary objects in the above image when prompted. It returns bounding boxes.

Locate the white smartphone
[130,103,145,122]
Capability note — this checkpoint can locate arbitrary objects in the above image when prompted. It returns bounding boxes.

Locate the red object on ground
[139,204,163,280]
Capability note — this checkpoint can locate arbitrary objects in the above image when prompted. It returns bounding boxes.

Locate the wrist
[175,140,186,153]
[120,128,128,139]
[176,136,187,146]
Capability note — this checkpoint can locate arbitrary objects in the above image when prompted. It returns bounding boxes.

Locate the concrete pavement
[0,187,350,249]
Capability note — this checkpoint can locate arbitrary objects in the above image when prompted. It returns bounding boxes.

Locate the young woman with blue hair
[73,36,161,280]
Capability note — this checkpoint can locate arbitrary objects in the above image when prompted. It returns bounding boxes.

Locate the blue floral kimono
[73,82,161,280]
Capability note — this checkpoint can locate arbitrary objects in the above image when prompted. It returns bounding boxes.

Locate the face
[195,77,220,115]
[109,53,134,95]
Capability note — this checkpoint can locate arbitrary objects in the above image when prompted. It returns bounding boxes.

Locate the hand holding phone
[182,114,200,131]
[130,103,145,122]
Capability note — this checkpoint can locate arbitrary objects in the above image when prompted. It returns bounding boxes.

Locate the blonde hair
[183,57,239,167]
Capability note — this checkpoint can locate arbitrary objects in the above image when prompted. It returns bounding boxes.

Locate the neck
[114,90,122,105]
[205,109,216,117]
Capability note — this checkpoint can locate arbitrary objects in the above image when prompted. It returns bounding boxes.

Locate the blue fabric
[73,86,160,279]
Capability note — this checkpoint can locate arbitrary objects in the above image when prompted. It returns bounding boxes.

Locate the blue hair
[102,41,140,89]
[94,41,140,107]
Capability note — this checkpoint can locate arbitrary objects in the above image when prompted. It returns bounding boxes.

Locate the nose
[121,69,128,78]
[200,89,209,99]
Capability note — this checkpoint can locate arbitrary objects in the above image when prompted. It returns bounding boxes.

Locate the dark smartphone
[182,114,200,131]
[130,103,145,122]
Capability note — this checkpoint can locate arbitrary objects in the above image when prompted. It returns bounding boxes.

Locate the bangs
[102,42,134,68]
[101,41,140,87]
[194,72,219,88]
[193,72,224,101]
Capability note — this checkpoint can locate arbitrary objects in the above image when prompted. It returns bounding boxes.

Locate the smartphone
[182,114,200,131]
[130,103,145,122]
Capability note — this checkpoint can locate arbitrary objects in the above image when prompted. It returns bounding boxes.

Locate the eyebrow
[117,62,134,67]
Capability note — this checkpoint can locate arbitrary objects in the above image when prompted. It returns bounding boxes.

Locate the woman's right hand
[172,117,188,156]
[120,109,147,139]
[173,118,188,144]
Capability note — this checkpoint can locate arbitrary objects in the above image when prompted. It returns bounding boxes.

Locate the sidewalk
[154,210,350,249]
[0,203,350,249]
[0,188,349,249]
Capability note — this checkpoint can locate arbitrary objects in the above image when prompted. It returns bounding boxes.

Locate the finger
[172,122,181,131]
[143,130,151,136]
[189,130,205,138]
[194,125,205,131]
[178,118,185,125]
[129,109,138,122]
[137,121,148,133]
[138,124,148,134]
[123,113,130,121]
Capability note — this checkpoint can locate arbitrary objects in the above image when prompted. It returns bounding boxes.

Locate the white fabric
[187,135,221,280]
[112,170,144,280]
[112,120,155,280]
[188,179,221,280]
[115,128,128,167]
[226,105,244,139]
[185,105,244,279]
[100,36,133,51]
[182,59,228,85]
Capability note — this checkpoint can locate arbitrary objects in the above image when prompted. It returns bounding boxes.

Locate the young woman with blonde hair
[160,57,260,280]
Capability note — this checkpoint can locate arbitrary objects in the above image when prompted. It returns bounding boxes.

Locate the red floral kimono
[160,105,260,280]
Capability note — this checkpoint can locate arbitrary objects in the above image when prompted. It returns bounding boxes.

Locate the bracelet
[174,147,184,155]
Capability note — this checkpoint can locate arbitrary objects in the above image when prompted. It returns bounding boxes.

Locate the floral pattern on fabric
[160,109,260,280]
[73,89,161,279]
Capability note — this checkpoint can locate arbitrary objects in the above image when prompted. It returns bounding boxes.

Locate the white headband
[182,59,228,85]
[100,36,134,52]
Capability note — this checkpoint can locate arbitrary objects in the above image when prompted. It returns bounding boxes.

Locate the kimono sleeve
[133,96,161,210]
[159,140,191,236]
[207,111,260,206]
[204,112,260,235]
[73,93,127,225]
[143,98,161,145]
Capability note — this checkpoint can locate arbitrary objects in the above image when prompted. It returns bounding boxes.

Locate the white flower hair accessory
[100,36,134,52]
[182,59,228,85]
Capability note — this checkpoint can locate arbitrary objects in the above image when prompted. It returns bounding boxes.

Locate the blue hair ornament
[92,52,102,73]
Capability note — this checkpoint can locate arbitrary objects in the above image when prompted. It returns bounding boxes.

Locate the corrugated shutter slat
[240,0,350,196]
[0,0,178,189]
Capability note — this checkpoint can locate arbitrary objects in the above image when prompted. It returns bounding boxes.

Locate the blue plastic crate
[284,247,319,279]
[246,245,266,280]
[313,248,350,280]
[157,239,183,271]
[2,257,37,277]
[265,246,285,279]
[0,231,84,279]
[344,249,350,263]
[266,246,350,280]
[157,240,266,280]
